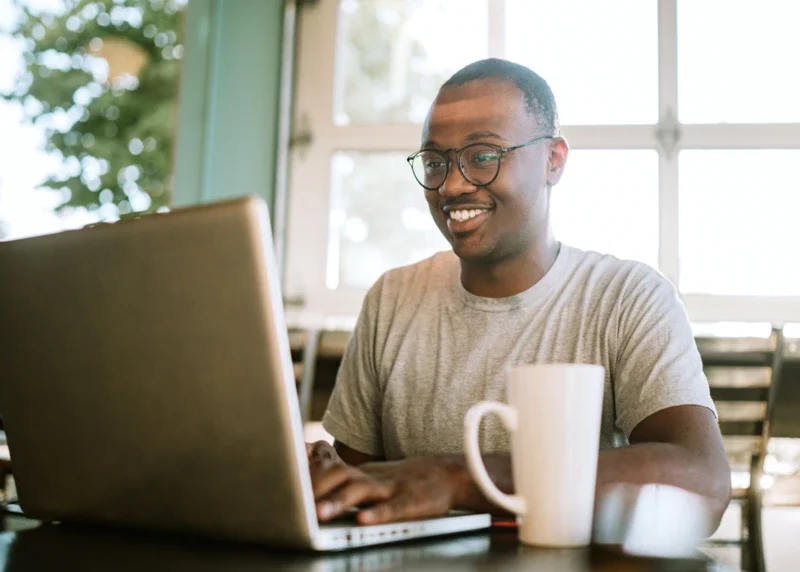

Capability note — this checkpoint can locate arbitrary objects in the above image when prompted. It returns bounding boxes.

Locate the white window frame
[284,0,800,325]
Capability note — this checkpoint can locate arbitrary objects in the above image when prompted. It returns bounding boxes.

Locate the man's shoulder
[565,245,670,289]
[564,244,678,318]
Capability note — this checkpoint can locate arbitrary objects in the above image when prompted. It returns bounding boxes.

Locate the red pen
[491,518,518,529]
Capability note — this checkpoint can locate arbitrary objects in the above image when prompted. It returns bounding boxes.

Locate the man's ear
[546,137,569,186]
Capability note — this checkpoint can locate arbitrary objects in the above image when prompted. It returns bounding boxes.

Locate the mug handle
[463,401,526,516]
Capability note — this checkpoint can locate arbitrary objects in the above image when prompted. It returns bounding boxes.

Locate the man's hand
[309,456,461,525]
[306,440,344,466]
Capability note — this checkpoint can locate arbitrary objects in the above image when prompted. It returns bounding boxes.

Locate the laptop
[0,196,490,550]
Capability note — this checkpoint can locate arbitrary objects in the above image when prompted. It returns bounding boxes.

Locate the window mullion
[658,0,679,118]
[680,124,800,149]
[488,0,506,58]
[657,0,680,287]
[658,154,680,285]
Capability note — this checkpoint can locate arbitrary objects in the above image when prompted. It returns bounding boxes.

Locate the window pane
[678,1,800,123]
[335,0,488,125]
[552,150,659,268]
[328,152,449,289]
[505,0,658,125]
[679,151,800,295]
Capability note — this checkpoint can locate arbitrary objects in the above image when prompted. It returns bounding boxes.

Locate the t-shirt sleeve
[613,266,717,438]
[321,279,385,458]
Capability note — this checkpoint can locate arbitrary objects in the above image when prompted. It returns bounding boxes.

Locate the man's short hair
[441,58,560,136]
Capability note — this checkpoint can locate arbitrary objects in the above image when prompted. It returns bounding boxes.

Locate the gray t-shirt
[322,244,715,460]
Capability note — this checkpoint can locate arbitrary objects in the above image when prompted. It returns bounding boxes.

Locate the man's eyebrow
[464,130,507,143]
[421,131,507,149]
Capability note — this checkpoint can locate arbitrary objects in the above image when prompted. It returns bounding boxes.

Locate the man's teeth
[449,209,487,222]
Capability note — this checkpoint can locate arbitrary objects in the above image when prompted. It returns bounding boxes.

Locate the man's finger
[316,478,392,522]
[308,455,341,481]
[309,464,363,499]
[356,492,448,525]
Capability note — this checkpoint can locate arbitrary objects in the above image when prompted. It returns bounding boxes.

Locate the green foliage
[2,0,186,218]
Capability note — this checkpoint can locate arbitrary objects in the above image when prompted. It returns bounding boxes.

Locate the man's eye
[425,161,445,170]
[473,153,498,164]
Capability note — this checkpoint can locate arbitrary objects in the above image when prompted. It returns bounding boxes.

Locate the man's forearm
[445,453,515,515]
[595,442,731,525]
[443,444,731,524]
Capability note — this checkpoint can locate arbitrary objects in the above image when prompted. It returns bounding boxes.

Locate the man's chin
[450,236,491,262]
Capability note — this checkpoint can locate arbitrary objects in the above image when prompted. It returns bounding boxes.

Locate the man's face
[419,79,567,263]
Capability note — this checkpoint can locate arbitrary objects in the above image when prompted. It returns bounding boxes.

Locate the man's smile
[443,205,493,235]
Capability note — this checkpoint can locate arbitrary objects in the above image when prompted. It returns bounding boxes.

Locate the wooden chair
[698,325,785,572]
[305,330,349,421]
[0,427,13,522]
[769,335,800,442]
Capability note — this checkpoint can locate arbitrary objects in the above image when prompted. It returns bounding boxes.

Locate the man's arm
[335,441,380,466]
[317,276,387,460]
[598,405,731,519]
[311,404,731,529]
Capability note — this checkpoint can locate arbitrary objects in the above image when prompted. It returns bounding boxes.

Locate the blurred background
[3,0,800,320]
[1,0,799,569]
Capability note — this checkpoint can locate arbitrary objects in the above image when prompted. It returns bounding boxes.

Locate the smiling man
[308,58,731,530]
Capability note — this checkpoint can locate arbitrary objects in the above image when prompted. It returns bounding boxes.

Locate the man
[307,58,731,529]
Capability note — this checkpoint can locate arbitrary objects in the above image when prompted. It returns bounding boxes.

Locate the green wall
[172,0,285,214]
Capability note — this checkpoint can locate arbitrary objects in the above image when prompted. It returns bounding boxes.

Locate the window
[505,0,658,125]
[679,150,800,297]
[327,151,447,290]
[677,0,800,124]
[285,0,800,323]
[334,0,488,125]
[552,150,659,269]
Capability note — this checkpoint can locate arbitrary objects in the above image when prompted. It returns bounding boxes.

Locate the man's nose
[439,163,476,198]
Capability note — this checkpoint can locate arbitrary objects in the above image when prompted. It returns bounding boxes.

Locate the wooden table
[0,519,739,571]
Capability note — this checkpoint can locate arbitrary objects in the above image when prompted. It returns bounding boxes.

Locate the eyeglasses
[406,135,553,191]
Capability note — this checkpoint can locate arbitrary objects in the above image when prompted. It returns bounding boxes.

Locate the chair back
[696,326,785,477]
[770,332,800,439]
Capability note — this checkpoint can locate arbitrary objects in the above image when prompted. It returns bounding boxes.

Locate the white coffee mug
[464,363,605,547]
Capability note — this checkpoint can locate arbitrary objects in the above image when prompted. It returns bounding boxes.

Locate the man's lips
[444,206,493,235]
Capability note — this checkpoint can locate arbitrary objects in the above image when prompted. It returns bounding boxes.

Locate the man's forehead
[423,80,531,143]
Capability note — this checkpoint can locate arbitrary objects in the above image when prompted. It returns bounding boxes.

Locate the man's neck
[459,237,560,299]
